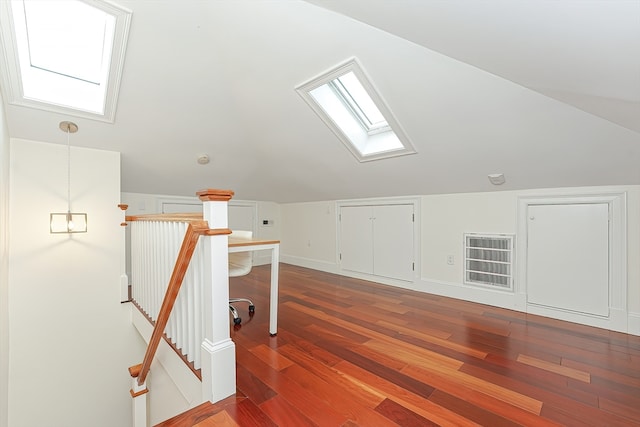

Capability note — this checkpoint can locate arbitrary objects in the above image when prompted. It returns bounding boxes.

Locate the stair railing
[126,189,236,427]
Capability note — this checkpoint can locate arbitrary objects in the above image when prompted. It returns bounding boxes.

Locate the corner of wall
[628,312,640,337]
[0,93,11,427]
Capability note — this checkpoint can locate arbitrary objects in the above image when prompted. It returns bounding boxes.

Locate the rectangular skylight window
[0,0,132,122]
[330,71,390,134]
[23,0,110,84]
[13,0,114,113]
[296,58,416,162]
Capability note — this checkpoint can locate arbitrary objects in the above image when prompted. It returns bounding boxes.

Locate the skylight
[296,58,416,162]
[0,0,132,122]
[330,72,390,134]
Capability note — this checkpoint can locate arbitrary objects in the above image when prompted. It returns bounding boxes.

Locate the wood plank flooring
[156,264,640,426]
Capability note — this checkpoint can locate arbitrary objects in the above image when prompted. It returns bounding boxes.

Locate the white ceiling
[305,0,640,132]
[2,0,639,203]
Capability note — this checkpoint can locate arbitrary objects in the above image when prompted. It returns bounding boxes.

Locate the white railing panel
[131,219,207,370]
[128,190,236,427]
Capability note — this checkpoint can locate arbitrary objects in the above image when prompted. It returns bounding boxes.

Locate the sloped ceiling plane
[1,0,638,203]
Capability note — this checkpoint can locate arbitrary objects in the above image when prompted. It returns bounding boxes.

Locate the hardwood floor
[156,264,640,426]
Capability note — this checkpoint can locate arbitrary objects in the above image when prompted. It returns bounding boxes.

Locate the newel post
[128,364,148,427]
[197,189,237,403]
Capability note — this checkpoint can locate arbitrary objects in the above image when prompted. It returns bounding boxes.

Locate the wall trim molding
[419,277,523,311]
[628,312,640,336]
[282,254,638,336]
[526,304,629,333]
[281,255,338,274]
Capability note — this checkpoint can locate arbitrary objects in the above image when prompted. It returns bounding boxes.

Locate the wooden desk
[229,238,280,336]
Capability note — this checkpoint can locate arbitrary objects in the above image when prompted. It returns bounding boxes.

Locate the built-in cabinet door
[340,206,374,274]
[373,204,414,281]
[340,204,414,282]
[526,203,609,316]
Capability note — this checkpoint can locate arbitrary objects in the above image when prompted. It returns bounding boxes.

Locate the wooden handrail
[133,220,231,386]
[126,213,203,222]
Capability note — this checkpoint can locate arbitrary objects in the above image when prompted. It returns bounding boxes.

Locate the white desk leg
[270,245,279,336]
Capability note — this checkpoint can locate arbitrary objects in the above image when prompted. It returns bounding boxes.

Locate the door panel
[373,204,414,281]
[340,206,374,274]
[526,203,609,317]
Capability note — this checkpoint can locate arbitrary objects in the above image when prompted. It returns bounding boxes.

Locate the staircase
[125,189,238,427]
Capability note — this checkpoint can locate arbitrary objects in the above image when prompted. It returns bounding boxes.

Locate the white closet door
[340,206,374,274]
[526,203,609,316]
[162,201,201,213]
[373,204,414,281]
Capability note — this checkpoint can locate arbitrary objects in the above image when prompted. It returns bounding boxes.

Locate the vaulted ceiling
[2,0,639,203]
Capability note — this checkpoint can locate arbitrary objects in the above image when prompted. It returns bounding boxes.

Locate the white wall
[280,186,640,335]
[280,200,337,272]
[8,139,145,427]
[132,307,204,426]
[256,201,282,243]
[420,191,517,284]
[0,91,10,427]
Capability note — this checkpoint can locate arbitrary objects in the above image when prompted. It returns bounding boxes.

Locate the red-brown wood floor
[156,264,640,426]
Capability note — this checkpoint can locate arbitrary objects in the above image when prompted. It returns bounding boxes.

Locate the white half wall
[280,185,640,335]
[8,139,146,427]
[280,200,338,272]
[132,308,203,425]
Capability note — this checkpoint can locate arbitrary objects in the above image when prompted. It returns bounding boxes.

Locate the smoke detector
[488,173,505,185]
[197,154,210,165]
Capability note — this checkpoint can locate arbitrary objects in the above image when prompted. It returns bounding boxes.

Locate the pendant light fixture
[50,121,87,234]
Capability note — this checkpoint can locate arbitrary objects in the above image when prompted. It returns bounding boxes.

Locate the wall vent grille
[464,233,514,291]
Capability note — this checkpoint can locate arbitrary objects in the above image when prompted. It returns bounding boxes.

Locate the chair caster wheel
[249,305,255,313]
[234,317,242,325]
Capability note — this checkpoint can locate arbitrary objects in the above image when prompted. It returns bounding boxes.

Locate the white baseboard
[281,254,339,274]
[418,278,522,311]
[282,256,423,292]
[200,338,236,403]
[338,269,424,292]
[628,312,640,336]
[525,304,629,333]
[278,257,639,336]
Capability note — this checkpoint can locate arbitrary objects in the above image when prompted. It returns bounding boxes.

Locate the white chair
[228,230,255,325]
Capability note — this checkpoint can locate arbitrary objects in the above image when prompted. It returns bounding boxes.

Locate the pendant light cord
[66,126,71,214]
